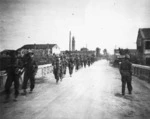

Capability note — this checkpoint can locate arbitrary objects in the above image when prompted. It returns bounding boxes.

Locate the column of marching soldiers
[3,51,96,102]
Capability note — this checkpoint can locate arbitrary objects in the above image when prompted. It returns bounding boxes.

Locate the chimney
[72,36,75,51]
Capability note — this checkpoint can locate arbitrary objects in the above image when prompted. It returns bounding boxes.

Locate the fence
[132,64,150,82]
[0,64,53,90]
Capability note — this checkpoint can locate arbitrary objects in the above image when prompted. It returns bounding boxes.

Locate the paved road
[1,60,150,119]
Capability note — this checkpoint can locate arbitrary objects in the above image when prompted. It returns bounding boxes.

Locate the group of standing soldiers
[52,54,96,84]
[4,51,37,102]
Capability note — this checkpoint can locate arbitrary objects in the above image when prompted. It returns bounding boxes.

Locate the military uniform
[87,57,91,66]
[120,55,132,95]
[59,59,63,81]
[53,57,60,83]
[62,57,68,76]
[68,56,74,77]
[22,53,38,94]
[81,58,84,68]
[75,56,80,71]
[83,56,87,68]
[5,52,23,101]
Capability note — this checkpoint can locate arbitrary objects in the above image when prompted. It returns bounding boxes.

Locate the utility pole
[69,31,71,51]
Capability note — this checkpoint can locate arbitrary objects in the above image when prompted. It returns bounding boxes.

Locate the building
[17,44,60,56]
[136,28,150,65]
[0,50,16,57]
[70,50,96,56]
[80,47,88,52]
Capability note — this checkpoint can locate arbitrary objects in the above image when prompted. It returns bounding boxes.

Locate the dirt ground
[0,60,150,119]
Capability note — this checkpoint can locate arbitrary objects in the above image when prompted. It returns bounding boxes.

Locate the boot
[22,89,27,95]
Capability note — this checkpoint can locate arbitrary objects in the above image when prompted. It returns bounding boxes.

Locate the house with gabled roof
[17,44,60,56]
[136,28,150,65]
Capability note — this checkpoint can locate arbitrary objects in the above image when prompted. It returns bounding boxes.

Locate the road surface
[0,60,150,119]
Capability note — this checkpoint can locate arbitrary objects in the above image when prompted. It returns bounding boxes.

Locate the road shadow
[114,93,123,97]
[114,93,133,101]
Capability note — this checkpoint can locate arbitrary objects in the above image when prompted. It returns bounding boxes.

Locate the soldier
[75,55,80,71]
[68,55,74,77]
[4,51,24,101]
[53,56,60,83]
[59,57,63,81]
[83,56,87,68]
[22,52,38,95]
[81,57,84,68]
[87,56,91,67]
[119,54,132,96]
[62,56,68,77]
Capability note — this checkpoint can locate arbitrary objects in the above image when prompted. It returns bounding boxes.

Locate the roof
[139,28,150,39]
[80,47,88,51]
[128,49,137,54]
[18,44,56,50]
[1,49,16,54]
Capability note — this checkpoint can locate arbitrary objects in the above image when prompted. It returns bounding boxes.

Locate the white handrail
[0,64,53,89]
[132,63,150,81]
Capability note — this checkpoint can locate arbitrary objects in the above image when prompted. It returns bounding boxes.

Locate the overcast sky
[0,0,150,53]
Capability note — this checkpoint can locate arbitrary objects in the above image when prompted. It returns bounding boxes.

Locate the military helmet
[125,54,130,59]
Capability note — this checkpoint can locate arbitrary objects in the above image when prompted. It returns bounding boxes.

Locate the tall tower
[72,36,75,51]
[69,31,71,51]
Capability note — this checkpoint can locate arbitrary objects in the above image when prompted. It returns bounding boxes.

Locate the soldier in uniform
[119,54,132,96]
[59,57,63,81]
[53,56,60,83]
[87,56,91,67]
[68,55,74,77]
[62,56,68,77]
[22,52,38,95]
[79,55,83,68]
[5,51,23,101]
[75,55,80,71]
[83,56,86,68]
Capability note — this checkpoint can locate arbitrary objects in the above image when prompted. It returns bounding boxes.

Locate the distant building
[17,44,60,56]
[70,50,95,56]
[114,49,120,56]
[136,28,150,65]
[114,48,137,61]
[128,49,137,56]
[80,47,88,52]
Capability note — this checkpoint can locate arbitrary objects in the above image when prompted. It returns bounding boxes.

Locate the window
[145,41,150,49]
[146,58,150,66]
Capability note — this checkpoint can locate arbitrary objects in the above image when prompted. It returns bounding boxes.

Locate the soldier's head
[125,54,130,60]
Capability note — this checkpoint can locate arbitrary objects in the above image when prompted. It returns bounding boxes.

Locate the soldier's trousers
[5,73,19,97]
[69,66,73,75]
[63,67,66,75]
[53,70,59,82]
[76,65,79,70]
[22,72,35,91]
[84,63,86,68]
[121,76,132,95]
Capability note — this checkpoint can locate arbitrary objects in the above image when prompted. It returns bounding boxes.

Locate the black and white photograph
[0,0,150,119]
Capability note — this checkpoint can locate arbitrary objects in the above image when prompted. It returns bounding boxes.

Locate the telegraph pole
[69,31,71,51]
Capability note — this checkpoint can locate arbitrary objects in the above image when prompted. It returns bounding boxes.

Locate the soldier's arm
[129,63,132,75]
[119,63,123,74]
